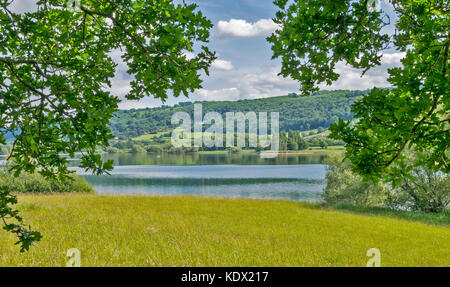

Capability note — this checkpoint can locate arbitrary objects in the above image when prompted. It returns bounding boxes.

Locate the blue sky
[9,0,404,109]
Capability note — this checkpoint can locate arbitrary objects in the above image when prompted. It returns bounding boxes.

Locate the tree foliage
[268,0,390,94]
[0,186,42,252]
[0,0,215,250]
[280,130,309,151]
[268,0,449,182]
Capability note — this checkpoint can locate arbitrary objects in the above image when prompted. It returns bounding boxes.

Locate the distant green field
[1,194,448,267]
[133,132,168,141]
[301,129,331,139]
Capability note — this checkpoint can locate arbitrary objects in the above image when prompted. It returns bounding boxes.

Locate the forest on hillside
[110,90,368,139]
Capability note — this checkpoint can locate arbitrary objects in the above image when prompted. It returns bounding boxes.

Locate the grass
[0,194,449,267]
[132,132,168,141]
[303,129,331,139]
[319,204,450,226]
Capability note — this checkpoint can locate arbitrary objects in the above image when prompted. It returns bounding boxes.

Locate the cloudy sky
[9,0,403,109]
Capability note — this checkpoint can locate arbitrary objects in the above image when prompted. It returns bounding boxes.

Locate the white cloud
[193,88,241,101]
[319,52,405,90]
[217,19,279,38]
[184,51,196,60]
[379,52,405,65]
[106,49,132,102]
[211,59,234,71]
[8,0,38,13]
[228,66,298,99]
[118,100,156,110]
[190,66,298,102]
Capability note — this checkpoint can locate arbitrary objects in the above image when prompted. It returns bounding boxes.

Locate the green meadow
[0,194,448,267]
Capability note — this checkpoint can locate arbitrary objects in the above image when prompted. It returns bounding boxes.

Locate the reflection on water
[76,164,326,178]
[83,177,324,202]
[76,159,328,202]
[68,152,330,167]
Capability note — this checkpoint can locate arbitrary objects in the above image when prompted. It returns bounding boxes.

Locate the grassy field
[132,132,169,141]
[0,194,448,267]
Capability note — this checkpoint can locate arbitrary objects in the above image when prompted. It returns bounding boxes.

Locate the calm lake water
[74,152,330,202]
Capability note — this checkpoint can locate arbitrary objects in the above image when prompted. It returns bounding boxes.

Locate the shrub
[105,146,122,154]
[184,147,199,153]
[0,170,94,193]
[228,147,241,154]
[323,153,450,213]
[167,145,184,154]
[387,167,450,213]
[322,154,388,206]
[146,145,163,153]
[319,138,328,149]
[130,144,147,154]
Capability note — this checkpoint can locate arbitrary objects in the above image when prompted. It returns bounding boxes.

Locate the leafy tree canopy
[0,0,215,177]
[0,0,215,251]
[268,0,449,183]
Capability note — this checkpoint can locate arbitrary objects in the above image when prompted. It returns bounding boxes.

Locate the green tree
[319,138,328,149]
[130,143,146,154]
[297,136,309,150]
[287,139,298,151]
[0,0,215,251]
[268,0,449,182]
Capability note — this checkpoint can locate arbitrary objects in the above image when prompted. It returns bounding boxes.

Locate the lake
[74,152,330,202]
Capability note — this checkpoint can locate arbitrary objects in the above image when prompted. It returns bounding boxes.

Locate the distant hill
[110,90,368,139]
